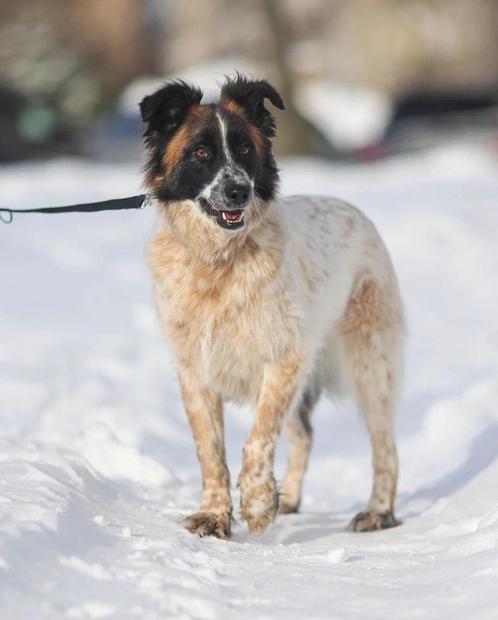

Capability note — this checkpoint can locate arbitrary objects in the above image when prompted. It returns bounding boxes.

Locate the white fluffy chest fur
[149,195,393,403]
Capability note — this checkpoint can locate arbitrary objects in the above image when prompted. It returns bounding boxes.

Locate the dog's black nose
[225,183,250,206]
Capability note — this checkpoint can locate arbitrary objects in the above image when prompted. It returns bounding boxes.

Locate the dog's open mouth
[199,198,245,230]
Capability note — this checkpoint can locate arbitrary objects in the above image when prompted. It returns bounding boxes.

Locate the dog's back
[275,193,403,395]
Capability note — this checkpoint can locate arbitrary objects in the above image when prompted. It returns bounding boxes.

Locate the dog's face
[140,76,284,232]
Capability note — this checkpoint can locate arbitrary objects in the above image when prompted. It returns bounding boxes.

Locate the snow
[1,143,498,619]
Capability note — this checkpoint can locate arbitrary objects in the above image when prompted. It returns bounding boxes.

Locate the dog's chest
[154,241,294,402]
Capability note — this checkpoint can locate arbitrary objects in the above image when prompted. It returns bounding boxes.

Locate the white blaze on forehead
[197,113,228,201]
[216,111,232,164]
[216,111,252,186]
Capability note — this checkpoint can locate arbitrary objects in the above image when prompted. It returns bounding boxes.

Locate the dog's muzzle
[198,198,247,230]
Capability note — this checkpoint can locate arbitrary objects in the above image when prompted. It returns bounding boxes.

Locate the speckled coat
[148,192,404,537]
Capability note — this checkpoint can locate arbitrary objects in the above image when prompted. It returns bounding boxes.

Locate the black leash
[0,194,150,224]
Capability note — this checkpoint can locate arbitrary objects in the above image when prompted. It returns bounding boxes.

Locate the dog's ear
[139,80,203,141]
[220,75,285,137]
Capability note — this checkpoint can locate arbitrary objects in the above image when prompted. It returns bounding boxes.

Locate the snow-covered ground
[1,143,498,619]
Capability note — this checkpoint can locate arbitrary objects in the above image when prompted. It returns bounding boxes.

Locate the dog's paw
[239,474,279,534]
[184,511,231,538]
[347,509,401,532]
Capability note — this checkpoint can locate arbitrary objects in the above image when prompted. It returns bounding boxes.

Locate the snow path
[1,145,498,619]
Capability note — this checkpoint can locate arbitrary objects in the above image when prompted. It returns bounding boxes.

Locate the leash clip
[141,194,153,209]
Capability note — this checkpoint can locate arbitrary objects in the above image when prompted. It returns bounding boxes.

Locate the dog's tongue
[223,210,243,221]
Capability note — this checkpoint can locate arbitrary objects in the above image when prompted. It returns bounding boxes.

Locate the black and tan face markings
[140,79,282,230]
[151,107,258,229]
[216,109,258,176]
[194,109,257,230]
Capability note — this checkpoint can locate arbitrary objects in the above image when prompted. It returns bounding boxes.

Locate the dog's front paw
[239,473,279,534]
[184,511,231,538]
[347,509,401,532]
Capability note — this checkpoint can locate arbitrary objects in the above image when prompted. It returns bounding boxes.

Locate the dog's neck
[157,198,275,267]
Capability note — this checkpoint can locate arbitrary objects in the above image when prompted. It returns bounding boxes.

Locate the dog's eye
[195,146,209,160]
[239,144,251,156]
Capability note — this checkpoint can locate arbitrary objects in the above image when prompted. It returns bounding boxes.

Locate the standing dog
[141,76,404,538]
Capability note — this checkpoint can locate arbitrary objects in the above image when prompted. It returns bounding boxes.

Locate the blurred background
[1,4,498,614]
[1,0,497,163]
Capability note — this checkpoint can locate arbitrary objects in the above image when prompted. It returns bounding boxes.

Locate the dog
[140,75,404,538]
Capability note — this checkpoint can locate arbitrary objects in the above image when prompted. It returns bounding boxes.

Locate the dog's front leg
[239,353,304,534]
[178,365,232,538]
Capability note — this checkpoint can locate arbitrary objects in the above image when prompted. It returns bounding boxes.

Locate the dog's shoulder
[274,194,374,251]
[276,194,367,220]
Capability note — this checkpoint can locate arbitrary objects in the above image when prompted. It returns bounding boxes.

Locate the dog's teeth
[222,211,243,223]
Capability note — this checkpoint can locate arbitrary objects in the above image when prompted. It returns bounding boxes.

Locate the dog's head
[140,75,284,232]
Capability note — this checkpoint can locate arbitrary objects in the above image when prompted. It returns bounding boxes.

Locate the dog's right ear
[139,80,203,141]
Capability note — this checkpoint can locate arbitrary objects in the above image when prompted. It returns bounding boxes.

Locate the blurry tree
[259,0,335,156]
[163,0,336,156]
[323,0,498,96]
[162,0,498,156]
[0,0,155,124]
[0,0,159,157]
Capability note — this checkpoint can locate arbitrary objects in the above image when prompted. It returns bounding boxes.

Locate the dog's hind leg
[179,364,232,538]
[340,276,403,532]
[279,384,320,514]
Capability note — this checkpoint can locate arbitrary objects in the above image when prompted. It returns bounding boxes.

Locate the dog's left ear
[220,75,285,137]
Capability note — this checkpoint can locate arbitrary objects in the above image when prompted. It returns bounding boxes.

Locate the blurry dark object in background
[86,110,144,162]
[0,87,77,162]
[391,89,498,121]
[382,87,498,153]
[0,0,156,162]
